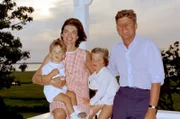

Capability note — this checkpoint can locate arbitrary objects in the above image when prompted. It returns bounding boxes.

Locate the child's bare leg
[53,93,74,115]
[89,105,103,119]
[98,105,112,119]
[66,90,87,118]
[66,90,77,105]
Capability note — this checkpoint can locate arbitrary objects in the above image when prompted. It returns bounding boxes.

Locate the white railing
[28,110,180,119]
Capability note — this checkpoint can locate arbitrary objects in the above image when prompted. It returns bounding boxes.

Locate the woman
[32,18,94,119]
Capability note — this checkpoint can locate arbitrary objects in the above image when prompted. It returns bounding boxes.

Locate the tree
[19,63,28,72]
[159,41,180,110]
[0,0,34,89]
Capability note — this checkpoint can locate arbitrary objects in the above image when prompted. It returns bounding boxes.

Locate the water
[13,64,41,71]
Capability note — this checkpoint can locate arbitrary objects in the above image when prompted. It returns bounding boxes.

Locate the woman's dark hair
[61,18,87,47]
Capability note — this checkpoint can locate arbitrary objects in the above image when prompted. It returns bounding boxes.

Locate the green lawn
[1,71,49,118]
[0,84,44,99]
[3,98,48,107]
[11,71,35,83]
[1,71,180,119]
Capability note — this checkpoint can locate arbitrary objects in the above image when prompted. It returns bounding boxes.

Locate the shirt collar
[119,35,138,49]
[95,67,106,76]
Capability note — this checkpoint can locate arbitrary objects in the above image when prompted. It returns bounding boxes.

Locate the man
[108,9,165,119]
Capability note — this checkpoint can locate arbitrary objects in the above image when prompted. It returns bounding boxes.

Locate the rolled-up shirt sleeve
[145,41,165,85]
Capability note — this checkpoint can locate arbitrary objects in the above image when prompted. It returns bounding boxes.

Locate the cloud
[12,0,180,62]
[12,0,75,62]
[88,0,180,49]
[15,0,68,20]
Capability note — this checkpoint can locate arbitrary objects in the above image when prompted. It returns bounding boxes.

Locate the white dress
[42,61,67,103]
[88,67,120,105]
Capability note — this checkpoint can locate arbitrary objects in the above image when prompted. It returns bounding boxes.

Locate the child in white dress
[88,48,119,119]
[42,39,86,119]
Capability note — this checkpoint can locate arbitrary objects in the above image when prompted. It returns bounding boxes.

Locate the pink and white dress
[50,48,91,119]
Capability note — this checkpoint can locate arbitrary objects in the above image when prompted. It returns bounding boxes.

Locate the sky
[9,0,180,62]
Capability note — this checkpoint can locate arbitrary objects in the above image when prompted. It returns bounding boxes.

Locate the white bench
[28,110,180,119]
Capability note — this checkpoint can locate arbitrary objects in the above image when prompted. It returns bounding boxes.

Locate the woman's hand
[41,68,59,85]
[49,69,66,88]
[42,68,66,88]
[51,68,59,76]
[50,77,66,88]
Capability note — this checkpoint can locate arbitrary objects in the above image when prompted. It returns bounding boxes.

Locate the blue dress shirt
[108,35,165,89]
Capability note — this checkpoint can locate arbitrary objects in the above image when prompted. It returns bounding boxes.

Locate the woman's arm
[32,55,66,88]
[32,54,50,85]
[85,50,94,74]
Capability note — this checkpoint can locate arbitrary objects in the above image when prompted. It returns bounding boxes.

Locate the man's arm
[145,41,165,119]
[149,83,161,108]
[145,83,161,119]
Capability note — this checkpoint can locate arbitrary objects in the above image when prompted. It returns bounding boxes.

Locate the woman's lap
[50,101,92,119]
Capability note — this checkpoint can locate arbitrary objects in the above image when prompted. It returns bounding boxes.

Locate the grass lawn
[11,71,35,83]
[1,71,49,118]
[3,98,48,107]
[1,71,180,119]
[0,84,44,99]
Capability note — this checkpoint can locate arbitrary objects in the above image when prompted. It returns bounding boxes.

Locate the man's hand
[144,108,157,119]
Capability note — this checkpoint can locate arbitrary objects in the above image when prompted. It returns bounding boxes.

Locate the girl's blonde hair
[91,47,109,66]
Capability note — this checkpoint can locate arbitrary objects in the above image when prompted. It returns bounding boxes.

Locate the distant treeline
[16,62,42,64]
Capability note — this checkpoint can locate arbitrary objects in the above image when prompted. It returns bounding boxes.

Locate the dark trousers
[111,87,150,119]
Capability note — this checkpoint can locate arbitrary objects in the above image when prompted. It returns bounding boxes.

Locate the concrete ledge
[157,110,180,119]
[28,113,52,119]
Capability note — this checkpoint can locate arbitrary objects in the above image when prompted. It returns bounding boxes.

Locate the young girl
[88,48,119,119]
[42,39,86,119]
